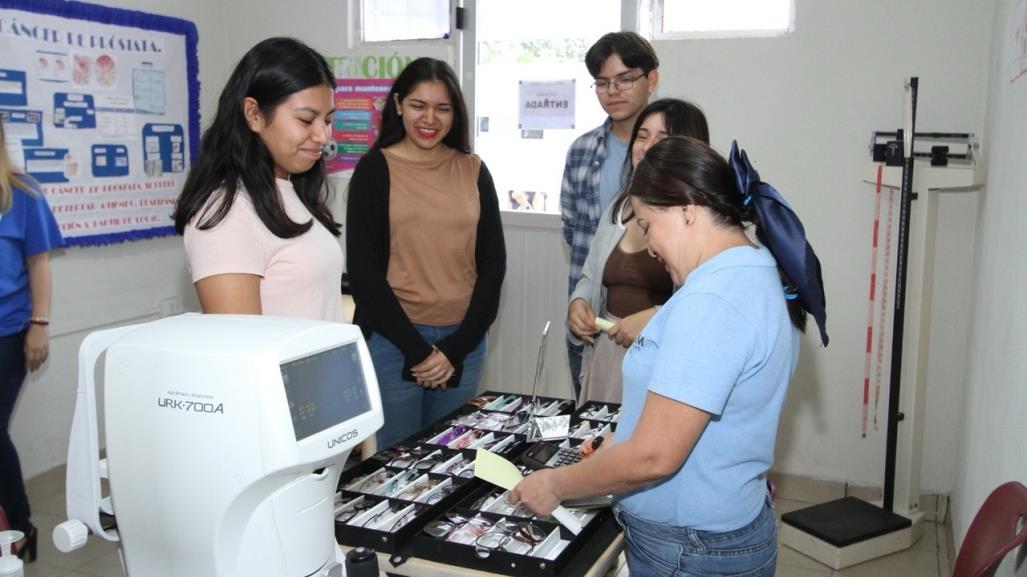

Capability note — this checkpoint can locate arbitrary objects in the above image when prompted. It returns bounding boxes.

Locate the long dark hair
[628,136,808,332]
[173,37,340,238]
[372,57,470,154]
[611,98,709,224]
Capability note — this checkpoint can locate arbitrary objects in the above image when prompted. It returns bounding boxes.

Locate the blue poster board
[91,144,129,177]
[0,0,199,246]
[0,69,28,106]
[53,92,97,129]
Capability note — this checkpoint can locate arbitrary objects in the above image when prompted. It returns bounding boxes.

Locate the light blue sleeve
[648,291,757,416]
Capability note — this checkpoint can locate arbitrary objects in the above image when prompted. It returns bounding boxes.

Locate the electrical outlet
[158,297,185,318]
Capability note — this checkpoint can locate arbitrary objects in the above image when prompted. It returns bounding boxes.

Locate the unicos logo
[328,429,359,449]
[157,397,224,414]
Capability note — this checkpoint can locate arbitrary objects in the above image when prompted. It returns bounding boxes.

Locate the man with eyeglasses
[561,31,659,396]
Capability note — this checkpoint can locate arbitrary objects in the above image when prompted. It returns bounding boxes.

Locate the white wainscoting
[479,211,576,401]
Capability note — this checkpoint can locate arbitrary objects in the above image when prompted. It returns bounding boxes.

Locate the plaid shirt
[561,118,613,297]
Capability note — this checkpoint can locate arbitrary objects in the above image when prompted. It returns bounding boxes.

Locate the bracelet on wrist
[28,317,50,326]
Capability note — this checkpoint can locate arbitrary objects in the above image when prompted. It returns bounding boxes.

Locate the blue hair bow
[729,141,829,346]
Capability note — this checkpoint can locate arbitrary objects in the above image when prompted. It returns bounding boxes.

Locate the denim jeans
[367,324,484,449]
[613,494,777,577]
[0,330,31,532]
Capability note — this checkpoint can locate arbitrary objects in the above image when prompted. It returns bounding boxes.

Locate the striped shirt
[560,118,615,297]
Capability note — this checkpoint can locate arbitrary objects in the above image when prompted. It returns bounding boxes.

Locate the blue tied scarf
[729,141,829,346]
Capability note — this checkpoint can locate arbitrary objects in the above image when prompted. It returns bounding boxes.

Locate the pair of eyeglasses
[378,469,420,497]
[422,512,468,539]
[491,499,535,519]
[444,515,494,545]
[473,520,547,558]
[432,425,468,446]
[480,412,519,431]
[375,445,428,463]
[424,483,456,505]
[468,395,498,409]
[591,72,648,93]
[569,421,604,439]
[361,502,408,529]
[394,478,442,502]
[349,469,397,494]
[336,498,376,523]
[452,429,485,450]
[389,451,443,470]
[388,507,420,532]
[578,405,609,420]
[437,455,470,475]
[411,453,445,471]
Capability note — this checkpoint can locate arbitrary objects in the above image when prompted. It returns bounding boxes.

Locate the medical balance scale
[779,78,982,569]
[50,315,384,577]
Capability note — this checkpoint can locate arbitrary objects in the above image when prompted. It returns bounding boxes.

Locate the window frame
[650,0,795,41]
[353,0,460,47]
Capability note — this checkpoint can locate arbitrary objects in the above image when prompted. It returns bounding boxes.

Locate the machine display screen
[281,342,371,441]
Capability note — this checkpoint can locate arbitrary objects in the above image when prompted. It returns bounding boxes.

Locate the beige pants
[578,313,627,405]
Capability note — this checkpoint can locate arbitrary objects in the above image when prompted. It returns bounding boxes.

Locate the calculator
[521,441,581,469]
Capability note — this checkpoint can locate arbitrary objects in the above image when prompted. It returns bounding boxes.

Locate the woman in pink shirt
[173,37,343,321]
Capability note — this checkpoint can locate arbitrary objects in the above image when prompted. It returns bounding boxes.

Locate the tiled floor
[19,465,953,577]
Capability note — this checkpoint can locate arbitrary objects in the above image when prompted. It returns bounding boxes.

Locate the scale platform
[780,497,922,570]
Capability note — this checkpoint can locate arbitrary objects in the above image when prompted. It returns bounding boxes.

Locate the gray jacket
[567,201,626,347]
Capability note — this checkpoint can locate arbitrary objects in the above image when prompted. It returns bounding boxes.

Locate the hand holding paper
[474,449,583,535]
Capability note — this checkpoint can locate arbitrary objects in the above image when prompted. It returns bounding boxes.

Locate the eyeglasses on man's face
[592,71,648,93]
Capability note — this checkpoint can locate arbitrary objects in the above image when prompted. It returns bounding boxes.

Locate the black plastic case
[333,391,623,572]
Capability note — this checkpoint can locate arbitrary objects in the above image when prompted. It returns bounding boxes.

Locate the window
[473,0,621,213]
[656,0,793,38]
[362,0,451,42]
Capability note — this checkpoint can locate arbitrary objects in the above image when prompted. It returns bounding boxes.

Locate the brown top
[384,147,481,325]
[603,245,674,317]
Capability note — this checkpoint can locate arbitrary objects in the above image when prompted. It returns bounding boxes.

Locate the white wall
[651,0,994,492]
[952,0,1027,572]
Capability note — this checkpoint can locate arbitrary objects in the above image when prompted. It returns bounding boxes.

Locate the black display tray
[410,483,620,577]
[334,455,476,553]
[334,390,622,569]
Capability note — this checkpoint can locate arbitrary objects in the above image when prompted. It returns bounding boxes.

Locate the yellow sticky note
[474,449,524,490]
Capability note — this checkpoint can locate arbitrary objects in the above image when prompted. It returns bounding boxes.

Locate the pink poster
[327,78,393,173]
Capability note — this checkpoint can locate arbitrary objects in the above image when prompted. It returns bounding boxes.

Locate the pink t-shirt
[184,179,345,322]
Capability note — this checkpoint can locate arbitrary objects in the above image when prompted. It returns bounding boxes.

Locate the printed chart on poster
[0,0,199,246]
[326,52,428,174]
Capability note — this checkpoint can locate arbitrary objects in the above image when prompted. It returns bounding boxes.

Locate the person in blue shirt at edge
[569,98,709,405]
[0,118,64,564]
[562,31,659,399]
[513,136,830,577]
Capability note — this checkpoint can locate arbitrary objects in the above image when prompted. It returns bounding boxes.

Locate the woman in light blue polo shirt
[512,136,828,577]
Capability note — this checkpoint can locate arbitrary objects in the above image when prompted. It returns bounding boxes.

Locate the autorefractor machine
[51,314,383,577]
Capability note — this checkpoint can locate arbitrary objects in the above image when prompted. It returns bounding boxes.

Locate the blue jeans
[367,324,484,449]
[0,330,31,532]
[614,495,777,577]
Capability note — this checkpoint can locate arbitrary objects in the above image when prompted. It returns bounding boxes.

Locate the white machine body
[56,315,383,577]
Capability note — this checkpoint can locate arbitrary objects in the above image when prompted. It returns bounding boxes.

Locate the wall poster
[326,52,425,174]
[0,0,199,246]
